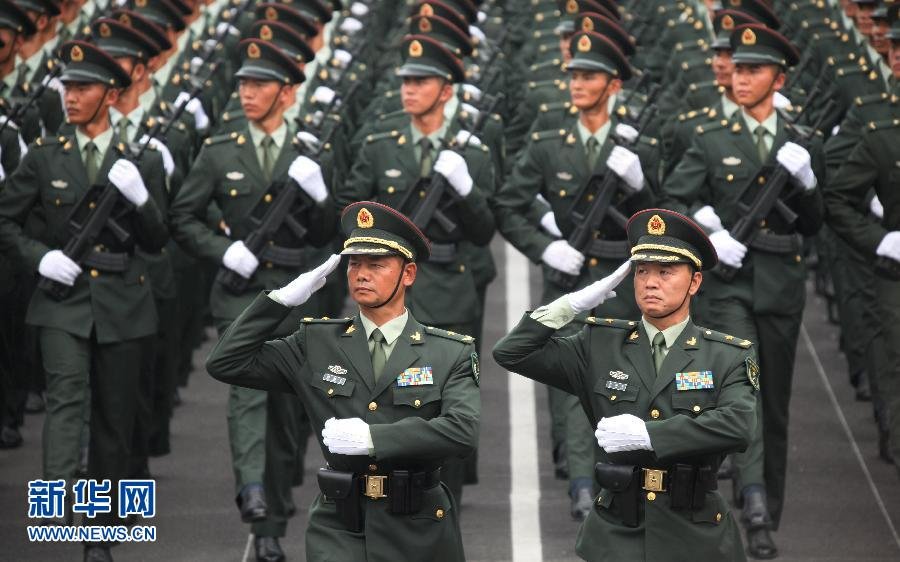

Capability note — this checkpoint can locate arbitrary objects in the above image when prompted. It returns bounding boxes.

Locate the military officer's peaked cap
[111,9,171,51]
[58,40,132,88]
[410,14,473,57]
[13,0,59,16]
[887,3,900,40]
[711,10,761,50]
[340,202,431,262]
[731,0,780,30]
[567,31,632,80]
[437,0,477,23]
[627,209,717,271]
[574,12,635,56]
[235,39,306,84]
[558,0,618,20]
[91,18,160,61]
[283,0,332,24]
[409,1,469,36]
[249,20,315,64]
[126,0,186,32]
[730,24,799,67]
[0,0,36,36]
[256,3,318,37]
[397,34,466,82]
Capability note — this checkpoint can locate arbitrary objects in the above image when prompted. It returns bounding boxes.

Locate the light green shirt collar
[722,95,740,119]
[15,49,43,81]
[75,124,114,161]
[641,316,691,354]
[410,118,450,154]
[444,89,460,120]
[248,120,287,150]
[741,108,778,150]
[109,105,144,141]
[576,118,611,147]
[359,309,410,359]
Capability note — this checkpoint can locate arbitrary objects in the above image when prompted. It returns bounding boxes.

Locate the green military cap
[410,14,473,57]
[340,201,431,262]
[396,34,466,82]
[888,2,900,39]
[567,31,632,80]
[167,0,191,16]
[573,11,635,55]
[57,40,132,88]
[410,1,469,35]
[91,18,161,61]
[249,20,315,64]
[256,2,317,37]
[558,0,618,20]
[13,0,59,16]
[627,209,717,271]
[437,0,477,24]
[731,0,780,29]
[126,0,186,32]
[0,0,36,36]
[282,0,332,24]
[111,9,172,52]
[235,38,306,84]
[730,23,799,67]
[711,10,761,50]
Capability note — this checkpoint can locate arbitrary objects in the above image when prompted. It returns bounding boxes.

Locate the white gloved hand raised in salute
[567,260,631,313]
[269,254,341,307]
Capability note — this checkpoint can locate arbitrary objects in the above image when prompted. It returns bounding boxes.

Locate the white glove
[606,145,644,191]
[460,102,481,121]
[461,83,482,103]
[776,141,816,191]
[468,25,486,43]
[540,211,562,237]
[433,150,473,197]
[296,131,319,146]
[269,254,341,307]
[322,417,373,456]
[541,239,585,275]
[0,145,4,182]
[477,10,487,23]
[288,155,329,203]
[692,205,724,233]
[876,232,900,263]
[568,260,631,313]
[139,135,175,178]
[38,249,82,286]
[41,74,65,96]
[614,123,639,143]
[773,91,792,109]
[339,16,363,34]
[222,240,259,279]
[216,21,239,37]
[870,195,884,219]
[595,414,653,452]
[709,230,747,268]
[350,1,369,16]
[332,49,353,68]
[174,91,210,130]
[108,159,149,206]
[454,130,482,147]
[312,85,336,105]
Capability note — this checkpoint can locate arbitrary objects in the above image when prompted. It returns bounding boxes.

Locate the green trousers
[875,275,900,461]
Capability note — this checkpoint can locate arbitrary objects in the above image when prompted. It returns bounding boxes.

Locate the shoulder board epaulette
[696,119,729,135]
[700,327,753,348]
[424,326,474,343]
[0,116,20,131]
[582,317,638,329]
[867,118,900,131]
[203,132,236,146]
[377,109,406,122]
[539,100,571,113]
[34,135,66,148]
[638,135,659,147]
[365,129,401,144]
[678,106,712,122]
[301,316,353,324]
[529,58,562,72]
[530,128,567,142]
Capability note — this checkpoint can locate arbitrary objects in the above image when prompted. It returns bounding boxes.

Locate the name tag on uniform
[606,380,627,392]
[323,373,346,385]
[675,371,714,390]
[722,156,742,166]
[226,171,245,181]
[396,366,433,387]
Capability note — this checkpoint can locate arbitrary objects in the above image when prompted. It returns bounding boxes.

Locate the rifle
[396,93,504,239]
[546,103,659,290]
[0,60,63,139]
[712,101,834,282]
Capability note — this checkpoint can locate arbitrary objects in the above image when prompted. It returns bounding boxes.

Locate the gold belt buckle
[364,475,387,499]
[643,468,666,493]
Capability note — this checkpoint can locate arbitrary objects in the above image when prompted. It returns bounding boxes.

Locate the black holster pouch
[388,470,425,515]
[693,466,715,509]
[669,464,695,509]
[317,468,362,532]
[594,463,640,527]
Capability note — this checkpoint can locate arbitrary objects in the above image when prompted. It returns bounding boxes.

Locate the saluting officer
[663,24,825,559]
[207,201,479,562]
[0,40,169,562]
[493,208,758,562]
[169,38,336,561]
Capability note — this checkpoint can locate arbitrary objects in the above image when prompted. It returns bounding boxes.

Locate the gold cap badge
[357,208,374,228]
[647,214,666,235]
[70,45,84,62]
[260,24,273,40]
[135,0,146,6]
[729,0,741,5]
[265,6,278,20]
[581,16,594,32]
[117,13,130,25]
[722,15,734,30]
[247,42,261,59]
[99,22,111,37]
[418,18,432,33]
[741,28,756,45]
[409,39,423,57]
[577,34,591,52]
[419,3,434,16]
[566,0,578,14]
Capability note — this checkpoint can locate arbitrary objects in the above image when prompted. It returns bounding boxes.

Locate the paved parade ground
[3,239,900,561]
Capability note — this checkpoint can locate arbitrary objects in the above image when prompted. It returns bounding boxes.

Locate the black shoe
[851,371,872,402]
[25,391,45,413]
[570,486,593,521]
[746,527,778,559]
[717,456,734,480]
[742,488,777,559]
[237,484,268,523]
[254,536,285,562]
[0,426,23,448]
[83,545,113,562]
[552,443,569,480]
[172,388,182,407]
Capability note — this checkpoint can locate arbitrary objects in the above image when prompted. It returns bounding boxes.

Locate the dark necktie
[586,136,599,170]
[371,328,387,381]
[418,137,433,177]
[84,141,99,185]
[261,135,275,181]
[754,125,768,163]
[652,332,666,375]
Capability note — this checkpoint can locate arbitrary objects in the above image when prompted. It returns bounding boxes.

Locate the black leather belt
[359,468,442,499]
[585,238,630,259]
[82,250,130,272]
[749,231,803,255]
[259,244,305,268]
[428,242,458,264]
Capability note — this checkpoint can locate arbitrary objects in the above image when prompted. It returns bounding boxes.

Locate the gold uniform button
[693,405,701,413]
[368,464,377,472]
[386,186,395,194]
[230,188,238,197]
[368,402,377,411]
[88,202,96,210]
[90,269,100,278]
[559,189,567,197]
[726,173,734,182]
[650,409,660,419]
[265,262,274,269]
[264,194,272,203]
[459,264,465,273]
[646,492,656,501]
[716,512,723,522]
[327,388,334,395]
[610,395,617,401]
[55,198,62,206]
[795,255,802,263]
[589,258,598,267]
[138,275,145,284]
[414,399,421,408]
[435,508,445,519]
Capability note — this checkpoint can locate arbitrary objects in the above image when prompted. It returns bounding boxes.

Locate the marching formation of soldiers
[0,0,897,560]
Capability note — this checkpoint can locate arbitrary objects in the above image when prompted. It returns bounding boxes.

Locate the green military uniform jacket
[0,132,169,343]
[206,293,480,562]
[662,113,825,315]
[493,313,756,562]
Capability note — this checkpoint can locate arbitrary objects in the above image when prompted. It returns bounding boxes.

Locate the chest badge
[722,156,741,166]
[50,180,68,189]
[396,366,433,387]
[226,171,245,181]
[556,171,573,181]
[328,365,348,375]
[385,169,402,178]
[606,380,628,392]
[675,371,714,390]
[322,373,347,385]
[609,370,629,380]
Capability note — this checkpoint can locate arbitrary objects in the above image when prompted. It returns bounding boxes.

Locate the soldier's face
[890,40,900,78]
[633,262,701,319]
[63,82,118,125]
[871,20,890,54]
[712,50,734,88]
[559,34,573,64]
[569,70,621,111]
[238,78,285,121]
[732,64,784,108]
[854,4,874,36]
[401,76,452,116]
[347,255,416,307]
